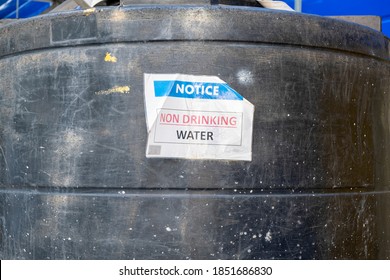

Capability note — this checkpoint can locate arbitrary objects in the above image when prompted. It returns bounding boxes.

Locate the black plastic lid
[0,5,389,60]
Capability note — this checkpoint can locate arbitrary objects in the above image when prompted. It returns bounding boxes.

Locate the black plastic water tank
[0,4,390,259]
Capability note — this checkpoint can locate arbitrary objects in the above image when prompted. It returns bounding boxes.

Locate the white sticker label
[144,74,254,161]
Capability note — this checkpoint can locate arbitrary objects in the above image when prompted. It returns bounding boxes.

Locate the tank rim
[0,5,389,60]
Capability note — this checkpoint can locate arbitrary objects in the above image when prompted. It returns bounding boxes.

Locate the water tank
[0,3,389,259]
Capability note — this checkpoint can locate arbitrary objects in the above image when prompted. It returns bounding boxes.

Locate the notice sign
[144,74,254,161]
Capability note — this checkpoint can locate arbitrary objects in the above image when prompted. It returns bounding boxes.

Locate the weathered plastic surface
[0,5,389,259]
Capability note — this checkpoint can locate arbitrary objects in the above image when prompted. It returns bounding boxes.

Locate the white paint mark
[265,231,272,242]
[236,69,254,85]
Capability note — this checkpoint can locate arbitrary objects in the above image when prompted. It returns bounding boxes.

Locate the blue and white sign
[144,74,254,161]
[153,80,243,100]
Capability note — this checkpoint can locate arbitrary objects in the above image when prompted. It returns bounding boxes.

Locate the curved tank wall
[0,5,389,259]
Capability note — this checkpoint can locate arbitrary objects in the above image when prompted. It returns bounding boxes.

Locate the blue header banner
[154,80,243,101]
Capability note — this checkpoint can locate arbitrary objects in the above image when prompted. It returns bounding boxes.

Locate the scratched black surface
[0,6,389,259]
[0,189,388,260]
[0,43,385,190]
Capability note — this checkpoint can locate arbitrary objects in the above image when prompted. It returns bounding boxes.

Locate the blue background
[0,0,51,18]
[284,0,390,37]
